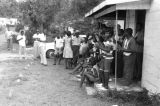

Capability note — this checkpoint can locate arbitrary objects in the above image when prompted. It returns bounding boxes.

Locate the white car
[45,42,55,58]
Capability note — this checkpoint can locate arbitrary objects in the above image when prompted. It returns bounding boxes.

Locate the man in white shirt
[38,32,47,66]
[5,27,13,50]
[53,35,64,65]
[72,32,81,66]
[17,30,26,59]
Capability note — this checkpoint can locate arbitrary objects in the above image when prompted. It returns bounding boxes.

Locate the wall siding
[142,0,160,93]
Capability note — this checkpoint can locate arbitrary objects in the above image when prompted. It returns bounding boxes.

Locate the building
[0,18,18,26]
[85,0,160,93]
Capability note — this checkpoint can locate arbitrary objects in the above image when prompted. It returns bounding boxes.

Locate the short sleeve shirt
[55,37,64,48]
[39,33,46,47]
[6,31,13,39]
[72,36,81,46]
[17,35,26,46]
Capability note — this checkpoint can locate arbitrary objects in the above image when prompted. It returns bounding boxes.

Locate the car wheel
[46,49,55,58]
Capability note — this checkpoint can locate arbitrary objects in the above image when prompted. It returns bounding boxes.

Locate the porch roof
[85,0,151,18]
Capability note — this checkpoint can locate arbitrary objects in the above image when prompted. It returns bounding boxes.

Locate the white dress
[63,37,73,58]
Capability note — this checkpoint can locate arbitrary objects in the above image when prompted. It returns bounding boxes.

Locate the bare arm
[95,43,111,52]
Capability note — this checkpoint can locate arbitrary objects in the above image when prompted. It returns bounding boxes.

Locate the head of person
[124,28,133,38]
[84,37,88,43]
[36,30,40,34]
[21,30,24,35]
[57,35,60,39]
[75,32,80,38]
[66,31,71,37]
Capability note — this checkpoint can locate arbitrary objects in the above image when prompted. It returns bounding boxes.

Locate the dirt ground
[0,36,111,106]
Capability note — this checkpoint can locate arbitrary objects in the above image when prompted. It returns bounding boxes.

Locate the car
[45,42,55,58]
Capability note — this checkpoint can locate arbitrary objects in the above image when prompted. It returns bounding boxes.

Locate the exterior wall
[142,0,160,93]
[125,10,136,36]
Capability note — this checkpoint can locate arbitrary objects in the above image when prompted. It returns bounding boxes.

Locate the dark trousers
[99,70,109,88]
[111,51,123,78]
[123,54,136,83]
[72,45,80,66]
[133,53,143,81]
[7,39,13,50]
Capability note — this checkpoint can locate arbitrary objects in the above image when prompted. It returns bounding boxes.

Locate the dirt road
[0,45,111,106]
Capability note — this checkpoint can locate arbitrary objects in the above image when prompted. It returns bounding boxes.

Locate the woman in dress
[63,31,73,69]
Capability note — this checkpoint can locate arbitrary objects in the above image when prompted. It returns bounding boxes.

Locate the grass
[95,89,160,106]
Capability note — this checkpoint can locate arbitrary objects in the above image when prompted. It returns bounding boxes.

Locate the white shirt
[79,43,88,55]
[72,36,81,46]
[5,31,13,39]
[55,37,63,48]
[99,41,113,59]
[39,33,46,47]
[17,34,26,46]
[123,38,132,56]
[33,33,39,42]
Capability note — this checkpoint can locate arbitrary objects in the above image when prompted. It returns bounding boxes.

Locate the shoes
[41,63,47,66]
[43,64,47,66]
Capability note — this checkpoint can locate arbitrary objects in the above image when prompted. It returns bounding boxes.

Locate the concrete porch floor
[107,78,143,92]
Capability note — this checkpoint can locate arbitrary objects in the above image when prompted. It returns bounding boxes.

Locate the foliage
[68,0,103,17]
[0,0,19,18]
[96,89,160,106]
[19,0,62,31]
[55,0,104,34]
[15,23,24,32]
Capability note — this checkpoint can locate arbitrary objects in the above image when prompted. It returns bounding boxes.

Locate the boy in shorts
[53,36,64,65]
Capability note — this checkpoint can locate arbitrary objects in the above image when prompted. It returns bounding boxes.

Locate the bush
[15,24,24,33]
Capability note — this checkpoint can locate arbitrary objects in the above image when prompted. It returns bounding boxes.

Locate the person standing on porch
[134,23,144,81]
[17,30,26,59]
[120,28,137,85]
[33,30,40,59]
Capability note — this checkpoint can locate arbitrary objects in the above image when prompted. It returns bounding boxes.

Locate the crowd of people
[5,24,144,90]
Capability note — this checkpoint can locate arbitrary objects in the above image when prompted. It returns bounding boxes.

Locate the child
[17,30,26,59]
[53,35,64,65]
[80,56,100,87]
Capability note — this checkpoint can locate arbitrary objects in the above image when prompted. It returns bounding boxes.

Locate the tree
[0,0,19,18]
[19,0,62,31]
[54,0,104,33]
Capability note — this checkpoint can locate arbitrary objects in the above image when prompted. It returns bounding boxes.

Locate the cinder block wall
[142,0,160,93]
